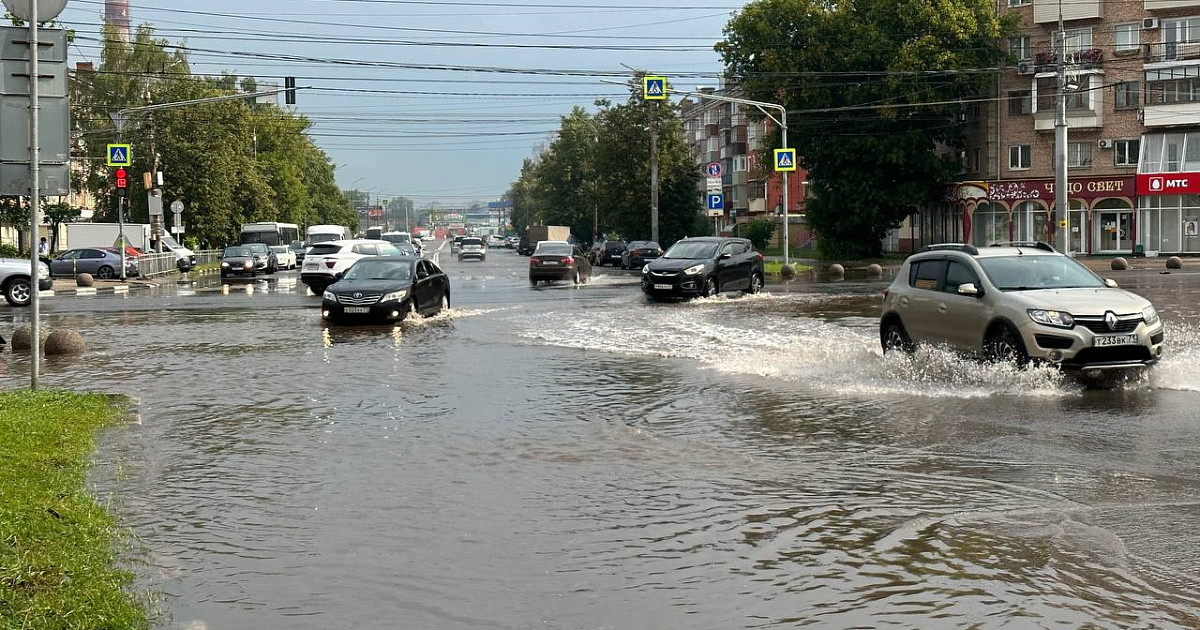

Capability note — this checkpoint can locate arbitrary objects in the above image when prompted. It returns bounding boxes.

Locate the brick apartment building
[943,0,1200,256]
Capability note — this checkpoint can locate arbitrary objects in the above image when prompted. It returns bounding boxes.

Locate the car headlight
[683,264,705,275]
[1142,305,1160,326]
[37,263,49,278]
[381,290,408,302]
[1028,309,1074,329]
[642,264,650,274]
[244,261,253,268]
[221,261,230,267]
[322,290,336,301]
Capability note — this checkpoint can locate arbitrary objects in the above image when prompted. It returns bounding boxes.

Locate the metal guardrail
[197,249,220,265]
[134,252,181,277]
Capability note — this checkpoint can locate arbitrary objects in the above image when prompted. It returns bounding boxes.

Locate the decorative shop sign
[1137,173,1200,196]
[986,177,1135,202]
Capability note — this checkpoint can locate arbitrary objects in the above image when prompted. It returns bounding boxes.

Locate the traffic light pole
[27,4,41,389]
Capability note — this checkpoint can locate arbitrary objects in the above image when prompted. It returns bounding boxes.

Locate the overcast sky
[59,0,739,208]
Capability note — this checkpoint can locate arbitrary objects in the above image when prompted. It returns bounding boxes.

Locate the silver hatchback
[880,242,1164,377]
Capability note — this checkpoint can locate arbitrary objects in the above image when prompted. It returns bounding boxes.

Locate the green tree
[42,202,81,252]
[717,0,1012,258]
[741,219,775,251]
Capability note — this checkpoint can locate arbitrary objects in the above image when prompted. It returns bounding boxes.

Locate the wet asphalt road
[2,242,1200,629]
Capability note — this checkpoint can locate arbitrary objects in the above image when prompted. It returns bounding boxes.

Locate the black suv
[593,240,627,267]
[642,237,764,299]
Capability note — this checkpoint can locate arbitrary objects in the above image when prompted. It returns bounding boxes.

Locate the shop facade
[952,176,1137,255]
[1135,131,1200,255]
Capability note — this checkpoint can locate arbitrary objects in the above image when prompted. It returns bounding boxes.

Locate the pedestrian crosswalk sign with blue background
[774,148,796,172]
[643,76,666,101]
[106,143,132,167]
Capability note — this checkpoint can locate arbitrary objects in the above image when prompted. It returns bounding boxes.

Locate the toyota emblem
[1104,311,1119,331]
[353,292,362,299]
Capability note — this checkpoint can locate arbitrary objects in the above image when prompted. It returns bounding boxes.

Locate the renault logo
[353,292,363,299]
[1104,311,1119,331]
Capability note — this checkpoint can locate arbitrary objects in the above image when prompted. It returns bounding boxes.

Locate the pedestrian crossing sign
[106,144,132,167]
[643,76,666,101]
[774,148,796,172]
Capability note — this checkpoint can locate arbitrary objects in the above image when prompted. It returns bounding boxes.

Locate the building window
[1009,145,1031,170]
[1008,0,1029,6]
[1114,81,1140,109]
[1068,142,1093,168]
[974,148,982,173]
[733,155,748,172]
[1145,67,1200,104]
[706,137,718,152]
[1059,27,1093,55]
[1115,139,1139,167]
[1008,90,1032,115]
[1115,23,1140,53]
[1037,76,1089,111]
[1009,36,1031,60]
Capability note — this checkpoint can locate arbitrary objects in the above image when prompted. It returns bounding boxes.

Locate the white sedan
[270,245,297,270]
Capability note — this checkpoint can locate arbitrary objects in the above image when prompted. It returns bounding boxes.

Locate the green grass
[764,261,814,276]
[0,390,148,630]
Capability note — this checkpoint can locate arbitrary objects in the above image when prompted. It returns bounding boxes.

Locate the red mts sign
[1137,173,1200,195]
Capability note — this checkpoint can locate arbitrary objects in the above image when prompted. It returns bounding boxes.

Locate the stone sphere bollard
[44,329,86,356]
[1110,257,1129,271]
[866,263,883,277]
[75,273,94,287]
[10,325,47,353]
[1166,256,1183,270]
[828,263,846,277]
[780,263,796,278]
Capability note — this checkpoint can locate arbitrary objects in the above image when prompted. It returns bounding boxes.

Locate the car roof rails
[919,243,979,255]
[987,241,1057,253]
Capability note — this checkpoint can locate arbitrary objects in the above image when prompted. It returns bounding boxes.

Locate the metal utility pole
[27,0,41,389]
[1054,8,1070,253]
[650,101,660,244]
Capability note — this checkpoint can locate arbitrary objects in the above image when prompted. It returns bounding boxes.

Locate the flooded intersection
[3,251,1200,628]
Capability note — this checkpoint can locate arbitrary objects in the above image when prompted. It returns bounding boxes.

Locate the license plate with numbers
[1094,334,1137,347]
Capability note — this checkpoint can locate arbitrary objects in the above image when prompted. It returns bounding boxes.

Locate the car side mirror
[417,269,428,279]
[957,282,982,297]
[1104,278,1118,288]
[720,252,732,259]
[334,272,343,280]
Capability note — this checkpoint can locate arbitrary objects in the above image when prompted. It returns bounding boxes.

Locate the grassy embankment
[764,261,814,276]
[0,390,147,629]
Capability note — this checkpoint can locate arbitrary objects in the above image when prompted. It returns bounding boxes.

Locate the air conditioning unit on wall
[1144,17,1160,30]
[1017,61,1035,75]
[1098,139,1113,149]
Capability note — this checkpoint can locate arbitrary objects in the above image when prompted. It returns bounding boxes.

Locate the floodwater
[3,246,1200,628]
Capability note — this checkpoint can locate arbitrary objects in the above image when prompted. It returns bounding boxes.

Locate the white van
[306,225,351,246]
[158,234,198,271]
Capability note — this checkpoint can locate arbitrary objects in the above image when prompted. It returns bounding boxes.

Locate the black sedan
[529,241,591,285]
[220,246,259,277]
[321,256,450,323]
[620,240,662,269]
[642,237,764,299]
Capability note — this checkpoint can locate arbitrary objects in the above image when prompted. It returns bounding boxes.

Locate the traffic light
[115,168,128,197]
[285,76,296,105]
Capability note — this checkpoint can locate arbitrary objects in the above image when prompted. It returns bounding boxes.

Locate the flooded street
[4,244,1200,628]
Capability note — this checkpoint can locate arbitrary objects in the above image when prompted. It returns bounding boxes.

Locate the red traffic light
[115,168,127,189]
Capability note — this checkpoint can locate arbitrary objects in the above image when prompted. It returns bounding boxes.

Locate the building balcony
[1033,0,1099,23]
[1146,0,1200,10]
[1034,48,1103,73]
[1144,41,1200,65]
[1144,102,1200,127]
[1033,107,1102,131]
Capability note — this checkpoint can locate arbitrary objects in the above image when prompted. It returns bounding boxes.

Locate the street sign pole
[27,0,40,389]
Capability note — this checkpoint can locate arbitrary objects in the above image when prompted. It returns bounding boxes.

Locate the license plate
[304,263,317,270]
[343,307,370,314]
[542,261,558,265]
[1094,334,1138,347]
[654,284,673,290]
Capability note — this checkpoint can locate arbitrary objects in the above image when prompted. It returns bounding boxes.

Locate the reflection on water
[2,268,1199,629]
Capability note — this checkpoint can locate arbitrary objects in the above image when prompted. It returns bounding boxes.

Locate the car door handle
[937,303,948,313]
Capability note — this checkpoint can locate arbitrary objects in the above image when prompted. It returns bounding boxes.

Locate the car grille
[337,293,382,305]
[1073,315,1142,334]
[649,271,679,279]
[1034,334,1074,349]
[1068,346,1153,365]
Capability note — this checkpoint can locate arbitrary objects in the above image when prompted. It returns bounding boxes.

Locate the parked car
[48,248,139,280]
[879,242,1166,378]
[220,246,259,278]
[529,240,592,285]
[458,237,486,262]
[485,234,505,248]
[289,240,307,264]
[641,237,764,299]
[451,235,465,253]
[300,239,402,295]
[321,256,450,323]
[505,235,519,249]
[0,256,51,306]
[243,242,278,274]
[621,241,663,269]
[270,245,297,270]
[594,240,627,267]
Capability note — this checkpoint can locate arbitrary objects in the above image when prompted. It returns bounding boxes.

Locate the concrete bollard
[866,263,883,277]
[44,329,86,356]
[828,263,845,277]
[780,264,796,278]
[1166,256,1183,270]
[1110,257,1129,271]
[75,273,94,287]
[10,325,47,353]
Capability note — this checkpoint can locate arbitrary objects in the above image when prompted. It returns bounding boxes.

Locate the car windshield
[382,234,410,244]
[376,243,402,256]
[977,255,1105,291]
[536,244,572,257]
[663,241,718,259]
[463,239,482,246]
[308,244,343,256]
[270,246,288,254]
[223,247,251,257]
[246,243,268,253]
[343,259,412,281]
[309,233,339,244]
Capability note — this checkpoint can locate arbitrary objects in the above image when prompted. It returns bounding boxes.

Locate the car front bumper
[1020,319,1165,371]
[321,300,408,322]
[641,272,704,297]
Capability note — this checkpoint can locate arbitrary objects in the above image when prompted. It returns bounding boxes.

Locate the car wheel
[985,326,1030,366]
[441,292,450,312]
[572,269,581,285]
[3,277,32,307]
[405,299,419,320]
[701,276,718,298]
[880,321,915,354]
[530,277,538,287]
[746,272,764,295]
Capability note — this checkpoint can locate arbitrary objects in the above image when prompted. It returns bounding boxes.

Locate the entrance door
[1097,211,1133,253]
[1069,209,1087,253]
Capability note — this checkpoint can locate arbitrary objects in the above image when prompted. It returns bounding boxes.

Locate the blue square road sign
[774,148,796,172]
[707,193,724,210]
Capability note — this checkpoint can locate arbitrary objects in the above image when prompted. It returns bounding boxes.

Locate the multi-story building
[946,0,1200,256]
[680,86,807,245]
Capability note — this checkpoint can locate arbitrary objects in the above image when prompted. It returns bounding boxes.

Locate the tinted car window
[223,247,252,257]
[536,244,572,256]
[943,260,977,292]
[308,243,343,256]
[344,259,411,281]
[83,249,106,259]
[353,243,379,255]
[910,260,945,291]
[462,238,482,246]
[663,241,719,259]
[731,242,749,255]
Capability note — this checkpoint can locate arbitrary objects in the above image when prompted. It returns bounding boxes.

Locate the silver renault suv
[879,242,1164,377]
